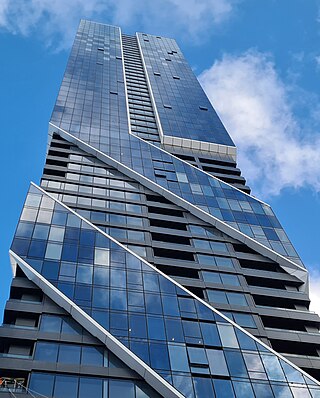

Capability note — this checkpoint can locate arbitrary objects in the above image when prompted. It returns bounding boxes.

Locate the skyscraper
[1,18,320,397]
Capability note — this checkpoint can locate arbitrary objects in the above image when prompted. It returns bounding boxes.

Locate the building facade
[1,19,320,397]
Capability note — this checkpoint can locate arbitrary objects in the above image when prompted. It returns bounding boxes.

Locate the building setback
[1,19,320,397]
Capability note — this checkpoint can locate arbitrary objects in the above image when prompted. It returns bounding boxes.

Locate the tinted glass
[34,342,58,362]
[29,373,54,397]
[109,380,134,398]
[58,344,81,364]
[79,377,102,398]
[54,375,78,398]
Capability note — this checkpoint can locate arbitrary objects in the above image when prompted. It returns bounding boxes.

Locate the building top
[52,20,235,158]
[50,20,303,272]
[136,32,236,153]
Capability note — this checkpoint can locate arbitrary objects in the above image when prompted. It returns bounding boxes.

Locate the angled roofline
[9,181,320,387]
[10,251,184,398]
[48,123,308,287]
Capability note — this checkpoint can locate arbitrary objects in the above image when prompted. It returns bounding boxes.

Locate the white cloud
[0,0,238,49]
[0,0,9,27]
[199,50,320,197]
[0,0,109,49]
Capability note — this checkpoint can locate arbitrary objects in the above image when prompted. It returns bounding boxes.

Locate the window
[28,241,46,258]
[193,239,211,250]
[94,267,109,286]
[49,226,65,242]
[207,290,227,304]
[221,274,239,286]
[40,315,62,333]
[206,349,229,376]
[149,343,170,370]
[179,297,196,314]
[261,354,286,381]
[227,292,247,306]
[127,245,146,257]
[168,344,189,372]
[37,210,53,224]
[76,265,93,284]
[52,211,68,226]
[202,271,239,286]
[217,324,239,348]
[93,288,109,308]
[197,253,234,268]
[60,262,76,282]
[126,204,142,213]
[94,248,110,266]
[213,379,235,398]
[233,313,256,328]
[79,377,102,398]
[33,224,49,240]
[45,243,62,260]
[54,375,78,398]
[176,172,188,183]
[252,383,274,398]
[243,353,265,373]
[109,380,134,398]
[29,373,54,397]
[188,347,207,365]
[127,216,143,227]
[26,193,42,207]
[233,381,254,398]
[165,318,184,342]
[210,242,228,253]
[58,344,81,364]
[127,230,145,242]
[21,208,38,222]
[216,257,234,268]
[189,225,208,236]
[200,322,221,346]
[207,290,248,306]
[61,317,82,335]
[42,260,60,280]
[147,316,166,341]
[34,342,58,362]
[197,254,215,266]
[182,321,202,343]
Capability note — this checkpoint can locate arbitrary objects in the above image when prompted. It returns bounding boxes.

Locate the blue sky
[1,0,320,316]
